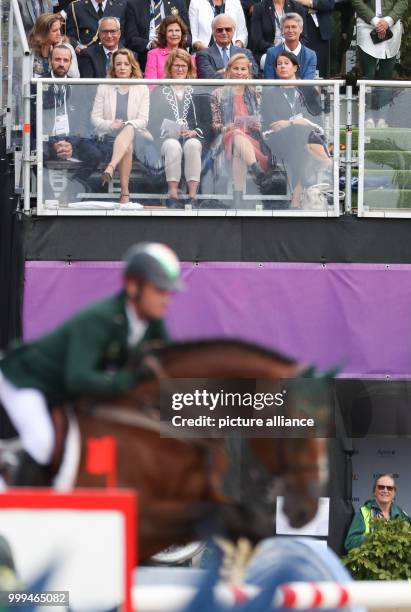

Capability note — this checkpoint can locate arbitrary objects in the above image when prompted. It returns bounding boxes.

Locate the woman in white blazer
[189,0,248,50]
[91,48,149,204]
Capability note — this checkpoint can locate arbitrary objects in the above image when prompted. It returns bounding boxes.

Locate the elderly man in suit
[66,0,126,54]
[125,0,190,71]
[78,16,121,77]
[19,0,55,32]
[264,13,317,79]
[196,14,258,79]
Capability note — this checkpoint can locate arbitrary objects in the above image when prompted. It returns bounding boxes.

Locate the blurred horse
[72,339,329,561]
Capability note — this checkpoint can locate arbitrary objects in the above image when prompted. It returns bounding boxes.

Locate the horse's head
[265,437,328,528]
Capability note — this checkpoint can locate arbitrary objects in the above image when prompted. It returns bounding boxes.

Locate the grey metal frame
[357,79,411,219]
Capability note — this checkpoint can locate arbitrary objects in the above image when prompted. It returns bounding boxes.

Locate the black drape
[0,128,24,350]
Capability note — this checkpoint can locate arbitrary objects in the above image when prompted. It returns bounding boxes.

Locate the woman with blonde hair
[91,48,149,204]
[211,53,268,209]
[29,13,79,78]
[148,49,208,208]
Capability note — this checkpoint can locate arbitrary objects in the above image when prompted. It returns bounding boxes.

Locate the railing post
[6,0,14,150]
[22,54,31,214]
[344,85,353,215]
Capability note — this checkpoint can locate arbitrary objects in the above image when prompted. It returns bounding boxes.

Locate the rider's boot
[11,450,53,486]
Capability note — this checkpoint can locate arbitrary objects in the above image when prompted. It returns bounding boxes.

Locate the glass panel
[36,80,338,214]
[10,8,25,146]
[363,85,411,212]
[0,1,8,116]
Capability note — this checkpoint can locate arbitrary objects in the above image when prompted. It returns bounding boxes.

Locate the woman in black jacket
[251,0,307,68]
[148,49,210,208]
[261,51,331,207]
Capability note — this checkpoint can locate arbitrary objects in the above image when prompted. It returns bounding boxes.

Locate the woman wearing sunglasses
[344,473,410,552]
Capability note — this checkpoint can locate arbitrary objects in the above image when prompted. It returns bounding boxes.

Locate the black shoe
[249,162,265,184]
[166,197,184,209]
[9,450,53,487]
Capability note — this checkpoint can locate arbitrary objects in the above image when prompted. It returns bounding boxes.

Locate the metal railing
[33,77,341,217]
[357,79,411,218]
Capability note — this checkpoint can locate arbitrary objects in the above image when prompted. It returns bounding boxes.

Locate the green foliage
[342,517,411,580]
[398,5,411,75]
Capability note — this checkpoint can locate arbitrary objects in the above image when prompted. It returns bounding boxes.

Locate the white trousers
[0,370,55,465]
[161,138,202,183]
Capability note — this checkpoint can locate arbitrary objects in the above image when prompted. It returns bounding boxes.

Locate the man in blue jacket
[264,13,317,79]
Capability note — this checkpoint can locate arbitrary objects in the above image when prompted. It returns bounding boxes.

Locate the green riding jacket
[0,292,169,404]
[344,498,411,552]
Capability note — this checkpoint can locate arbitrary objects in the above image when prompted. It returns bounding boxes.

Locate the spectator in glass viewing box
[144,15,191,79]
[264,13,316,79]
[344,473,411,552]
[210,53,269,210]
[91,48,150,204]
[147,49,210,209]
[196,15,258,79]
[40,45,103,202]
[261,51,331,208]
[352,0,407,128]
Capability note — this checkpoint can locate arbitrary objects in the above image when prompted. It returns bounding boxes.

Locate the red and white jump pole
[274,582,411,609]
[133,581,411,610]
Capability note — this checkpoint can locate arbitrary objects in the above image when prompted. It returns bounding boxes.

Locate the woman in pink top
[144,15,189,79]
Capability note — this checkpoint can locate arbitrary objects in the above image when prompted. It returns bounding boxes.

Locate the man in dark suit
[125,0,190,71]
[264,13,317,79]
[251,0,307,68]
[0,243,181,485]
[39,45,102,201]
[196,14,258,79]
[18,0,55,33]
[292,0,334,77]
[78,16,121,77]
[66,0,126,55]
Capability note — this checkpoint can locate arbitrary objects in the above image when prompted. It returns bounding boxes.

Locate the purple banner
[23,261,411,378]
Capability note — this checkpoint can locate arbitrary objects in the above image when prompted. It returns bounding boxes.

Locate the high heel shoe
[119,191,130,204]
[101,164,114,186]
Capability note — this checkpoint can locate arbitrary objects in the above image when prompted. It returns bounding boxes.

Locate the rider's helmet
[123,243,182,291]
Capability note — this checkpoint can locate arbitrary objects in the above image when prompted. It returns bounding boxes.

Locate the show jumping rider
[0,242,182,484]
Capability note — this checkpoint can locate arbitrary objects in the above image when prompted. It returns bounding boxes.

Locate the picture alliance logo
[377,449,396,457]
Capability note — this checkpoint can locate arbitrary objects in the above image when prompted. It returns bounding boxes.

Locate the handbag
[258,161,288,196]
[370,27,393,44]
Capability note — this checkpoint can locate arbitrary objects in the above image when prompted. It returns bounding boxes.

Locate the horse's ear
[298,364,342,379]
[298,366,317,378]
[317,365,342,379]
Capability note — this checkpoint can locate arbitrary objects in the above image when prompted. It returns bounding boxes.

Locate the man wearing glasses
[196,14,258,78]
[79,17,135,77]
[66,0,126,53]
[344,473,411,551]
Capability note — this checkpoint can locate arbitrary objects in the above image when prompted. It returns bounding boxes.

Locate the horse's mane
[151,338,296,365]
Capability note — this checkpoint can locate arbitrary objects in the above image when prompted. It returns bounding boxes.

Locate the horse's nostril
[288,508,313,528]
